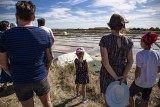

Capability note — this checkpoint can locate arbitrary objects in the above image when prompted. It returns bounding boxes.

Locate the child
[129,32,160,107]
[75,47,89,103]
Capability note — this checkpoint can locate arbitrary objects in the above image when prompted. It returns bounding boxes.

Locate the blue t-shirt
[0,26,52,84]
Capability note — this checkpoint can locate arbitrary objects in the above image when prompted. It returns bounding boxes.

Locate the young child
[75,47,89,103]
[129,32,160,107]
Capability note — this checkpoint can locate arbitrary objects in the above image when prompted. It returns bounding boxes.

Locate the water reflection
[53,34,160,60]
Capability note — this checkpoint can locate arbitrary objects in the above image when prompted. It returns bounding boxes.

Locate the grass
[0,62,160,107]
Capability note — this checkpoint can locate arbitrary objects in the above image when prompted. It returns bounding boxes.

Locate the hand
[121,77,127,84]
[114,76,124,81]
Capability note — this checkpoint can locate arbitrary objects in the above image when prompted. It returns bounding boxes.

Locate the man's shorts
[129,81,152,101]
[13,77,50,101]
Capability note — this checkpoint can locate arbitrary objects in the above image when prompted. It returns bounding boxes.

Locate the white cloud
[0,0,16,9]
[75,10,92,16]
[91,0,148,12]
[92,0,126,7]
[35,7,109,28]
[57,0,87,5]
[36,8,72,19]
[137,8,157,15]
[0,0,16,5]
[1,0,159,28]
[0,13,15,20]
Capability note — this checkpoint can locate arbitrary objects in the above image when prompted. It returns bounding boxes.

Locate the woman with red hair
[129,32,160,107]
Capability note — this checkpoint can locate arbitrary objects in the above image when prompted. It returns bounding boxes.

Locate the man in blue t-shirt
[0,1,53,107]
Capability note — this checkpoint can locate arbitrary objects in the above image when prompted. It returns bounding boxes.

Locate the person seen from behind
[129,32,160,107]
[0,1,53,107]
[37,18,55,45]
[75,47,89,103]
[0,21,12,92]
[99,13,134,107]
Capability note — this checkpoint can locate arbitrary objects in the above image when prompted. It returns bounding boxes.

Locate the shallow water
[53,34,160,59]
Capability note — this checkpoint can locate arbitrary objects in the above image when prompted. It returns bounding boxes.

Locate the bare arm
[158,66,160,73]
[123,49,134,78]
[46,48,53,72]
[50,29,55,44]
[86,61,89,73]
[135,66,141,79]
[100,47,123,80]
[0,52,11,76]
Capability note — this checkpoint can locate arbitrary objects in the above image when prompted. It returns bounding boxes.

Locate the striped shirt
[0,26,51,83]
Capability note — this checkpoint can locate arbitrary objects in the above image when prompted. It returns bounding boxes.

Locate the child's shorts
[129,81,152,101]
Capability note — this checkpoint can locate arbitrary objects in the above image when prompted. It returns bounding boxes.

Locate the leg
[103,94,109,107]
[129,97,135,107]
[76,84,80,95]
[141,87,152,107]
[81,84,86,99]
[20,98,34,107]
[158,78,160,89]
[141,99,149,107]
[129,81,142,107]
[33,78,53,107]
[38,92,53,107]
[13,83,34,107]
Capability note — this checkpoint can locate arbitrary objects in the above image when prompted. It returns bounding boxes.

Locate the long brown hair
[108,14,128,33]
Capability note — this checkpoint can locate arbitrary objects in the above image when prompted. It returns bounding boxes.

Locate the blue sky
[0,0,160,29]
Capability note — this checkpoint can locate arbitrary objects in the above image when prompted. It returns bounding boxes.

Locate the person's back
[135,49,160,88]
[129,32,159,107]
[0,1,53,107]
[37,18,54,44]
[2,26,51,83]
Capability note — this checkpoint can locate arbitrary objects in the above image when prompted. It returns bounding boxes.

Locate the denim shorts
[129,81,152,101]
[13,77,50,101]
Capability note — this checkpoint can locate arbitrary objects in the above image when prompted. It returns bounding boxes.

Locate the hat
[141,32,158,48]
[105,81,129,107]
[76,47,85,54]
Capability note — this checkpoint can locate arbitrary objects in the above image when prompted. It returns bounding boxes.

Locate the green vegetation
[0,62,160,107]
[52,27,160,36]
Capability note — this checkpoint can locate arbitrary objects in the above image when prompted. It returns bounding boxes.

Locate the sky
[0,0,160,29]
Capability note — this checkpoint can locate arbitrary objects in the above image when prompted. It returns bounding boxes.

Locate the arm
[158,66,160,73]
[0,52,11,76]
[46,48,53,72]
[50,29,55,44]
[86,61,89,73]
[135,66,141,79]
[100,47,123,80]
[123,49,134,78]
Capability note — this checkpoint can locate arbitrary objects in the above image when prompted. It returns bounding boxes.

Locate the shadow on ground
[54,96,82,107]
[0,85,14,97]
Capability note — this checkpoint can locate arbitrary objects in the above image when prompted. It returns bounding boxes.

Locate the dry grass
[0,62,160,107]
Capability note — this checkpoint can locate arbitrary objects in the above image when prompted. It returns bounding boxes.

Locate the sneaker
[135,96,142,107]
[81,98,88,103]
[76,93,81,98]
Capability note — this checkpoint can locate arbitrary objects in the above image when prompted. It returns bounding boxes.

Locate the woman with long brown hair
[99,14,134,107]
